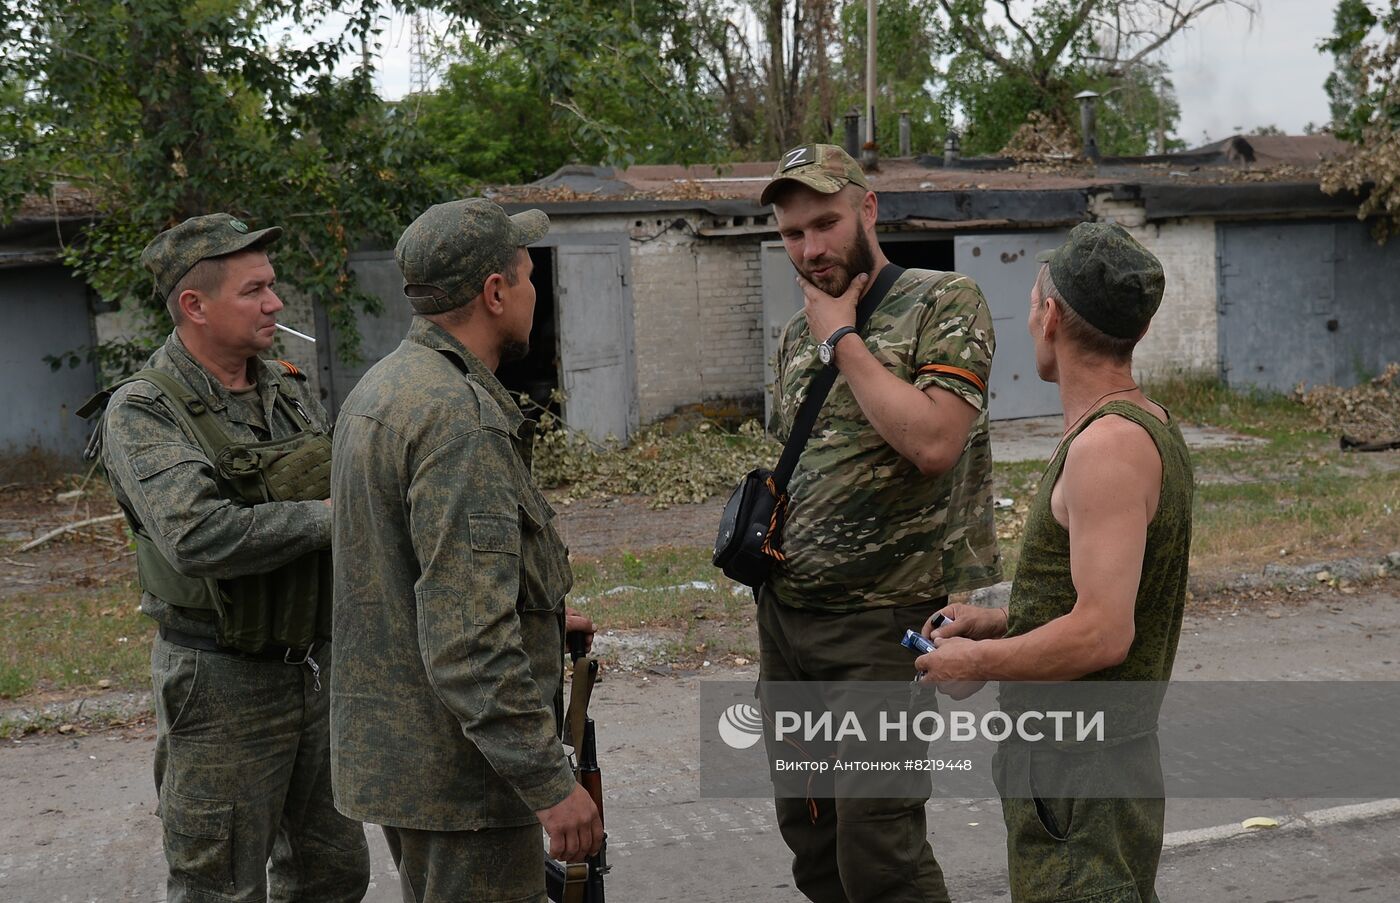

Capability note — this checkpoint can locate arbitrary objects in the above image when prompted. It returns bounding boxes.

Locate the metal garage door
[955,231,1066,420]
[0,265,98,466]
[1219,221,1400,392]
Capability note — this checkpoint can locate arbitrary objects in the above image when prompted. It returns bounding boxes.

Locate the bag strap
[771,263,905,492]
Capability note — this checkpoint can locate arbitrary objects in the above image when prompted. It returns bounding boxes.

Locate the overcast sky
[360,0,1339,150]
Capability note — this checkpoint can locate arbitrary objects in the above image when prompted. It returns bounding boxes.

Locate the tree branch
[937,0,1014,74]
[997,0,1041,64]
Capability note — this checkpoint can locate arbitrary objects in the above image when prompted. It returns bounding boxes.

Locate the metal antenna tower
[410,13,430,94]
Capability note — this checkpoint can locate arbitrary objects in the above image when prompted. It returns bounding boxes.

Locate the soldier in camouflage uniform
[917,223,1194,902]
[91,214,370,902]
[329,198,601,903]
[759,144,1001,903]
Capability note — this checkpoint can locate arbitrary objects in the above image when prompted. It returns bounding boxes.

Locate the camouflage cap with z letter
[760,143,871,206]
[141,213,282,300]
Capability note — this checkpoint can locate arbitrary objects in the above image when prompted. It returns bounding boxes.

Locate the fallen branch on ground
[18,513,124,552]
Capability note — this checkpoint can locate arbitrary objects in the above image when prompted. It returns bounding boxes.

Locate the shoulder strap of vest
[118,369,239,463]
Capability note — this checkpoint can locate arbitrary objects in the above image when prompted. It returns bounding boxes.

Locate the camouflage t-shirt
[767,268,1002,611]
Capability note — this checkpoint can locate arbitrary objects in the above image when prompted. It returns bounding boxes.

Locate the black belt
[158,625,321,664]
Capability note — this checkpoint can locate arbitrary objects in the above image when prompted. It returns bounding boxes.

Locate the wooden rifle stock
[547,632,608,903]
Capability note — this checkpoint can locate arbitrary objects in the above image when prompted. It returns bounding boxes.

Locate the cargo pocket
[467,513,522,626]
[159,788,234,893]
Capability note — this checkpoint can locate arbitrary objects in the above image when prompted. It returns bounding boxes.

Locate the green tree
[833,0,950,156]
[1320,0,1400,240]
[424,0,724,172]
[1320,0,1381,141]
[0,0,443,368]
[934,0,1247,156]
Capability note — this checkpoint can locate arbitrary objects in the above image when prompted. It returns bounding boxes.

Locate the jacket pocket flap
[131,443,208,481]
[468,512,520,554]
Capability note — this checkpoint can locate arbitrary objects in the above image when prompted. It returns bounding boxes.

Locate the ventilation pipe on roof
[1076,90,1102,163]
[844,110,861,158]
[944,129,961,168]
[899,111,911,157]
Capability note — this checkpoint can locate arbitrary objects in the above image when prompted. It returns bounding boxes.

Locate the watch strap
[822,326,858,359]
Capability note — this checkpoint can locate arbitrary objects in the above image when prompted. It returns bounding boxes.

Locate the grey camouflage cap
[761,143,871,206]
[1036,222,1165,340]
[396,198,549,314]
[141,213,282,300]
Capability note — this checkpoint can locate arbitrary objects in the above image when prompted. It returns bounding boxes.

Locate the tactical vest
[81,367,333,653]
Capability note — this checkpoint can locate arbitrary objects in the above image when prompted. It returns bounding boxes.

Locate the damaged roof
[489,133,1362,226]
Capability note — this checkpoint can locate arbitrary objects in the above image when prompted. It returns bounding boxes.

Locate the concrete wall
[1088,195,1220,380]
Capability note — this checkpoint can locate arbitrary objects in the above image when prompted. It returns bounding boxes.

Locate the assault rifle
[546,632,608,903]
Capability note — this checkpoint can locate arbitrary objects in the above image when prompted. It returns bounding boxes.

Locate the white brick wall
[1124,219,1219,380]
[629,231,764,421]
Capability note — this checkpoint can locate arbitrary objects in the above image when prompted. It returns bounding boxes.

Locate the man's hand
[915,636,987,700]
[798,271,868,346]
[537,784,603,863]
[923,603,1007,643]
[565,607,595,653]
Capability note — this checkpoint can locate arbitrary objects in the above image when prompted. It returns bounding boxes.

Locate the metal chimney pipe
[899,110,911,157]
[843,110,861,157]
[943,129,960,167]
[1076,90,1101,163]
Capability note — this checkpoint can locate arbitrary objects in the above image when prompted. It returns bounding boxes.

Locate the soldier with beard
[758,144,1001,903]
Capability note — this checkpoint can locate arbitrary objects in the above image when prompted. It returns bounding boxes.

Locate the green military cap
[1036,222,1166,340]
[140,213,282,300]
[760,143,871,206]
[396,198,548,314]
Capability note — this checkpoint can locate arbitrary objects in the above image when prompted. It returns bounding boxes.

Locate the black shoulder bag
[712,264,906,588]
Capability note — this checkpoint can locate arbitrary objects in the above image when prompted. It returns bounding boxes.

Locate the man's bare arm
[918,416,1161,682]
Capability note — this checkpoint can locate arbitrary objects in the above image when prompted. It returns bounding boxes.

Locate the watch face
[818,343,833,365]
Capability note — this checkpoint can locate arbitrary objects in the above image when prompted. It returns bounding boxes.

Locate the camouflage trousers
[994,736,1165,903]
[152,634,370,903]
[381,823,546,903]
[757,590,950,903]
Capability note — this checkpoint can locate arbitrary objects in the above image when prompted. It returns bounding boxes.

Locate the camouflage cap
[760,143,871,206]
[140,213,282,300]
[396,198,549,314]
[1035,222,1166,340]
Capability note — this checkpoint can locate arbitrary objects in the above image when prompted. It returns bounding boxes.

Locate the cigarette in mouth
[274,323,316,343]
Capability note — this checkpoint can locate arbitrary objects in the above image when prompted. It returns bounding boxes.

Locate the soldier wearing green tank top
[914,222,1194,903]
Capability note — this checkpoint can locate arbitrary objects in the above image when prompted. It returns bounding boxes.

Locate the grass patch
[1144,373,1320,440]
[0,580,150,698]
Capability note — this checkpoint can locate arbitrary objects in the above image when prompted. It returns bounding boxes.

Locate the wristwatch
[818,326,858,366]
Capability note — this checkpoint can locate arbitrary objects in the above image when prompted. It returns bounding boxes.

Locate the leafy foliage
[0,0,445,371]
[532,419,780,509]
[1320,0,1400,240]
[1320,0,1382,142]
[420,0,724,177]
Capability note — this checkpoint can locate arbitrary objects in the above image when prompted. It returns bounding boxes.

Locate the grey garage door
[955,231,1066,420]
[0,265,98,466]
[1219,220,1400,392]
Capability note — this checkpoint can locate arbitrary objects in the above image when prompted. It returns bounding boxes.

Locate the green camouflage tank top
[1001,400,1194,739]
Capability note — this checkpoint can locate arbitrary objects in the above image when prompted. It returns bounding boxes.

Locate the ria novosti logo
[717,703,764,749]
